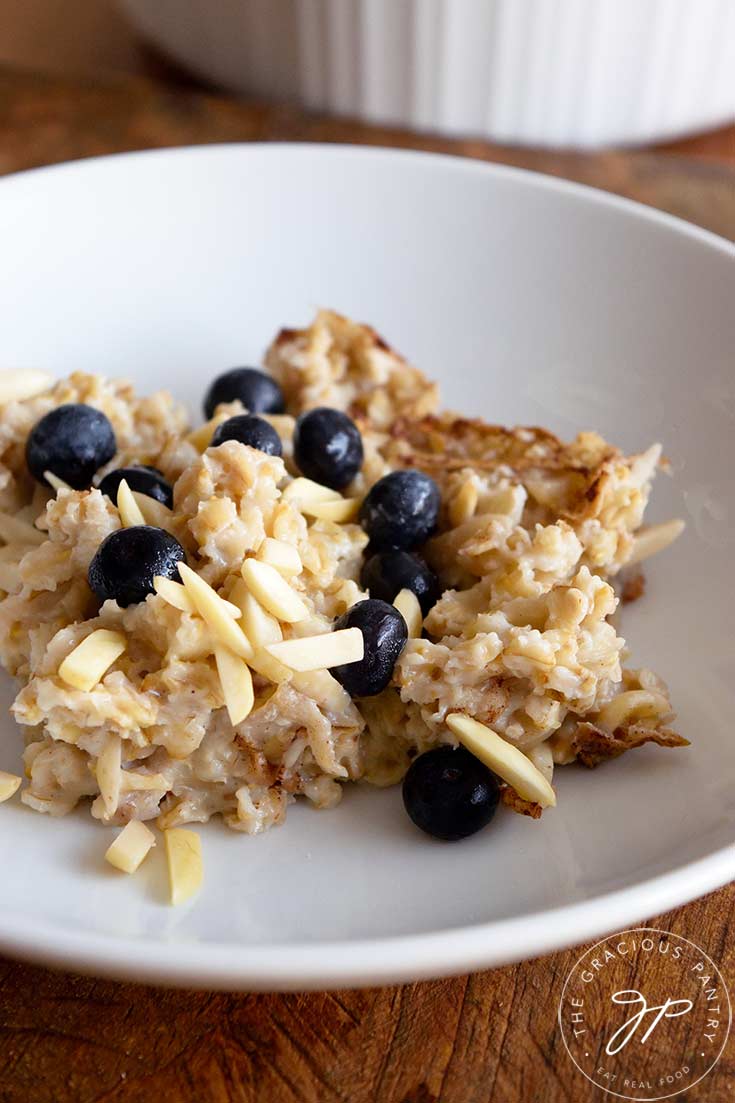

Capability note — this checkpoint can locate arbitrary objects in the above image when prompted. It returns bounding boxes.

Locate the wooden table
[0,67,733,1103]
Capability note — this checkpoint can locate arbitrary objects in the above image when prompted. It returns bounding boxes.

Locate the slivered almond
[301,498,360,523]
[105,820,156,874]
[178,563,254,660]
[230,579,282,646]
[0,369,53,405]
[187,414,228,452]
[96,735,122,816]
[117,479,146,527]
[266,627,363,672]
[154,575,240,618]
[44,471,71,492]
[58,629,127,692]
[257,537,302,576]
[393,588,422,638]
[0,510,45,546]
[449,480,478,526]
[0,771,21,803]
[446,713,556,808]
[248,647,293,684]
[165,828,203,906]
[627,519,685,566]
[214,645,254,725]
[595,690,670,733]
[131,490,175,530]
[282,477,342,504]
[120,771,168,792]
[241,558,309,623]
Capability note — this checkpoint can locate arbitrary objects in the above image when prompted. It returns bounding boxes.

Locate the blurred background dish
[116,0,735,149]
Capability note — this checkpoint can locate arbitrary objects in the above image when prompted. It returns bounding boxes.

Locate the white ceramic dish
[117,0,735,149]
[0,145,733,990]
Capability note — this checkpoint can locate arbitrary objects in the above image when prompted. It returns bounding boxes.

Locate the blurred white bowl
[118,0,735,149]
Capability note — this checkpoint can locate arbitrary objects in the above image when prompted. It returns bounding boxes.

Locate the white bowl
[118,0,735,148]
[0,145,733,989]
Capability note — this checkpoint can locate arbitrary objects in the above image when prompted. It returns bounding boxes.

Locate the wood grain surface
[0,66,733,1103]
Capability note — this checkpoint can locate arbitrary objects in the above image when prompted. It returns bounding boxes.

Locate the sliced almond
[120,770,168,792]
[241,558,309,623]
[165,828,203,906]
[0,510,45,546]
[105,820,156,874]
[214,645,254,725]
[446,713,557,809]
[0,369,53,405]
[117,479,146,527]
[58,628,127,692]
[301,498,360,523]
[0,771,22,803]
[178,563,254,660]
[230,579,282,646]
[394,588,422,638]
[257,537,302,576]
[282,477,342,504]
[627,519,685,566]
[266,627,363,673]
[44,471,71,492]
[96,735,122,816]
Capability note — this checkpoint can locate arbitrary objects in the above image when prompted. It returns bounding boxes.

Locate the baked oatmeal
[0,310,687,891]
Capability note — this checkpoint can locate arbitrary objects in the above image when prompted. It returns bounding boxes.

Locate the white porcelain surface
[0,145,733,989]
[117,0,735,148]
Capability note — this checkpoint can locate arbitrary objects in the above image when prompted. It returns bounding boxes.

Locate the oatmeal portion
[0,311,687,844]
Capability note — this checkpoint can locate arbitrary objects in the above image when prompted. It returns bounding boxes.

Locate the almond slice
[241,558,309,623]
[154,575,240,618]
[230,579,282,646]
[627,519,685,566]
[393,588,422,638]
[266,627,363,673]
[96,735,122,816]
[44,471,71,492]
[301,498,360,523]
[214,645,254,724]
[0,771,22,803]
[105,820,156,874]
[0,369,53,405]
[165,828,203,906]
[257,537,302,576]
[58,629,127,692]
[446,713,557,809]
[120,770,168,792]
[0,510,45,546]
[178,563,254,660]
[117,478,146,527]
[282,477,342,504]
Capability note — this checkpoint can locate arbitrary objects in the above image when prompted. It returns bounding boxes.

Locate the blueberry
[360,550,440,616]
[402,745,500,841]
[98,465,173,509]
[360,470,440,551]
[330,599,407,697]
[26,404,116,490]
[210,414,283,457]
[203,368,284,420]
[291,408,362,491]
[88,525,185,607]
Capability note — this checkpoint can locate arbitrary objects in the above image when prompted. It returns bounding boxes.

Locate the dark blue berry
[203,368,284,420]
[98,465,173,509]
[360,550,440,615]
[88,525,185,607]
[330,599,407,697]
[360,470,440,550]
[293,408,363,490]
[402,745,500,841]
[210,414,282,457]
[26,404,116,490]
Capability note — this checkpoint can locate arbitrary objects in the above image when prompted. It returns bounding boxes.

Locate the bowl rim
[1,143,733,989]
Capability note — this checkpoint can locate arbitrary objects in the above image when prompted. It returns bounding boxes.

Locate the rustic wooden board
[0,66,733,1103]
